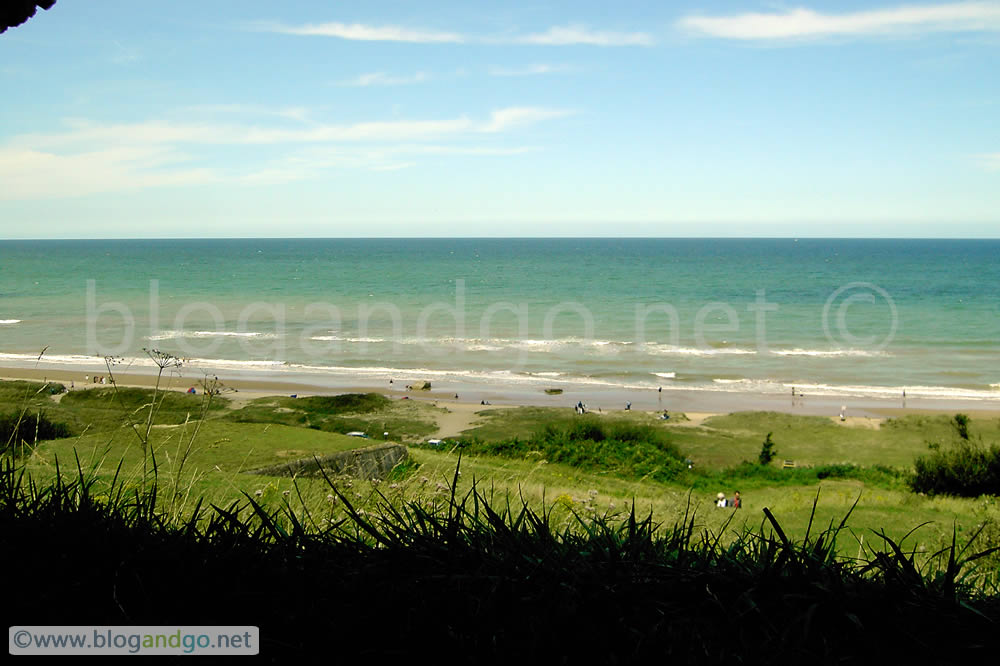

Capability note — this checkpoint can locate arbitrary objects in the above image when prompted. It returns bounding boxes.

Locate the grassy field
[4,379,1000,564]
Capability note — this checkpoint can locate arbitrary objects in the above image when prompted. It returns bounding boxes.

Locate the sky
[0,0,998,238]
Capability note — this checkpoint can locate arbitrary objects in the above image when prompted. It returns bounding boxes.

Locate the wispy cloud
[340,71,429,86]
[489,63,573,77]
[678,2,1000,41]
[268,21,464,43]
[259,21,652,46]
[975,152,1000,169]
[0,146,217,199]
[1,108,569,198]
[480,108,575,133]
[17,107,571,148]
[513,24,654,46]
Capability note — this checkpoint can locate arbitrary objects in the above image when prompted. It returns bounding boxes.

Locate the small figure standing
[625,401,631,411]
[731,491,741,509]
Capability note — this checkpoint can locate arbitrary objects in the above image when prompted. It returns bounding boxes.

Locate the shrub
[910,439,1000,497]
[458,418,686,482]
[294,393,391,414]
[1,411,71,453]
[758,432,777,466]
[953,413,971,441]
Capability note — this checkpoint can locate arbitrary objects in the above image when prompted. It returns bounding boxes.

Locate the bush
[758,432,777,466]
[457,418,687,482]
[294,393,391,414]
[1,411,72,453]
[910,439,1000,497]
[685,462,906,491]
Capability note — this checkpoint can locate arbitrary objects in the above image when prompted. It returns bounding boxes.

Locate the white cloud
[515,24,654,46]
[480,107,575,133]
[0,108,568,198]
[489,63,573,76]
[341,71,429,86]
[270,21,464,43]
[0,146,216,199]
[679,2,1000,41]
[261,21,652,46]
[17,108,570,148]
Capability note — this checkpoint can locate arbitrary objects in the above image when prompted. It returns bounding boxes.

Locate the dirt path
[666,412,718,428]
[831,416,883,429]
[429,402,512,439]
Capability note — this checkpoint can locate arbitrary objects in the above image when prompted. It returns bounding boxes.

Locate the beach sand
[3,365,998,428]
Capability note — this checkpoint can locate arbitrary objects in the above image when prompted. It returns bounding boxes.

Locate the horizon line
[3,236,1000,242]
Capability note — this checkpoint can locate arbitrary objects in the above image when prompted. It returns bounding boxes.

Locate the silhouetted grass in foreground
[2,454,999,664]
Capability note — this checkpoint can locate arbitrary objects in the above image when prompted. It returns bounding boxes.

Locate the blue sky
[1,1,998,238]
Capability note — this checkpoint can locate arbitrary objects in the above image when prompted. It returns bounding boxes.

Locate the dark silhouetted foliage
[1,1,55,34]
[3,458,999,662]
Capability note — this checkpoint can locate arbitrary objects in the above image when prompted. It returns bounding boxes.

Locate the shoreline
[4,362,999,422]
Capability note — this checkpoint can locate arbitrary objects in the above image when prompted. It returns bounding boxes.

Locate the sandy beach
[4,363,998,430]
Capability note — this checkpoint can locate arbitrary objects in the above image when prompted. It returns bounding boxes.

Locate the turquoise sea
[1,239,998,405]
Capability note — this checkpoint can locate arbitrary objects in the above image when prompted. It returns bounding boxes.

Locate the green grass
[5,379,1000,562]
[4,454,998,661]
[452,416,687,483]
[23,421,371,504]
[663,411,1000,469]
[223,393,442,441]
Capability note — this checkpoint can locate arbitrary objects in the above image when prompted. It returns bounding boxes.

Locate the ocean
[1,238,998,406]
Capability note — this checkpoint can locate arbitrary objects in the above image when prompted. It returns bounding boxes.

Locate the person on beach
[625,401,631,411]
